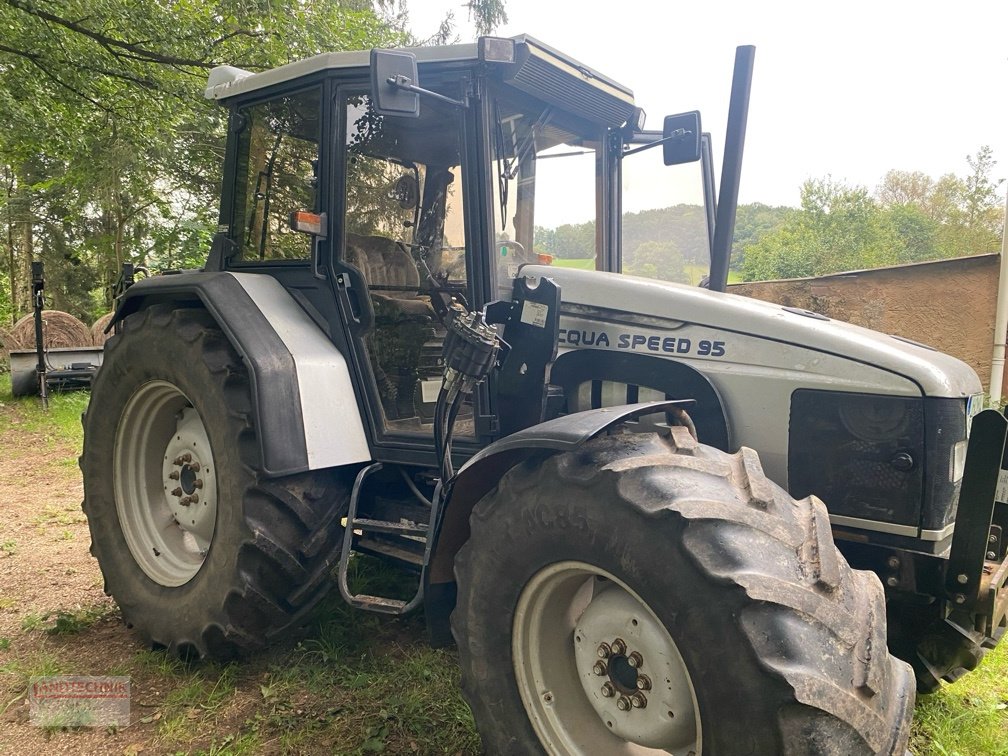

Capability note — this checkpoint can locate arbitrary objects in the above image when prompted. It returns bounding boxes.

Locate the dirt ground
[0,401,181,754]
[2,386,1006,755]
[0,392,479,756]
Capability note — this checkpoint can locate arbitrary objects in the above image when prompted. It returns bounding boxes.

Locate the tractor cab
[204,35,720,462]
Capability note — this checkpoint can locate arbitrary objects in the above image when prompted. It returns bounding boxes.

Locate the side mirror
[370,49,420,118]
[662,111,702,165]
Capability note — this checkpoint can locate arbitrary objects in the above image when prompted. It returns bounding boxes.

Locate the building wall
[727,254,1002,390]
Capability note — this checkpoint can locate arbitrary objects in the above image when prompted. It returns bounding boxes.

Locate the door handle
[335,264,374,336]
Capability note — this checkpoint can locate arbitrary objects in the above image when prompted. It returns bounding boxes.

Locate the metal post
[989,187,1008,404]
[31,260,47,409]
[708,45,755,293]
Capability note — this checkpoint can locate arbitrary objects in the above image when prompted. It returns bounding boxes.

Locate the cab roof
[204,35,636,128]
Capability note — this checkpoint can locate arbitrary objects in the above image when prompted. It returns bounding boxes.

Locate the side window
[621,151,710,284]
[341,90,471,437]
[231,88,321,262]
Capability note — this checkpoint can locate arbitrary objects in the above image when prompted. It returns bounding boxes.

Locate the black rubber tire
[887,600,986,693]
[452,428,916,755]
[82,305,350,659]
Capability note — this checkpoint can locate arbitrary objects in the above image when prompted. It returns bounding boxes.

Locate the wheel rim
[513,561,701,755]
[113,380,218,587]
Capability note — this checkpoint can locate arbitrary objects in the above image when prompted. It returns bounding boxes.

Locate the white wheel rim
[513,561,701,754]
[113,380,218,586]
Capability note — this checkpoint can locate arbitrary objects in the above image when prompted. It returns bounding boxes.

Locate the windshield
[491,93,603,298]
[620,140,711,285]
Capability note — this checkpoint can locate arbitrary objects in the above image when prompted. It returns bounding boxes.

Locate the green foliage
[624,240,689,283]
[537,203,790,279]
[744,149,1005,282]
[911,641,1008,755]
[0,1,400,322]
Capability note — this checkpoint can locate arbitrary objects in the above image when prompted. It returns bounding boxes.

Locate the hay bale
[91,312,115,346]
[9,311,91,350]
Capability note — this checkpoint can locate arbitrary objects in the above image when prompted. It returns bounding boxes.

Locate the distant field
[552,258,743,284]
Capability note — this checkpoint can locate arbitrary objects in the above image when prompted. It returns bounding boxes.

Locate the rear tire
[82,305,349,658]
[452,427,915,754]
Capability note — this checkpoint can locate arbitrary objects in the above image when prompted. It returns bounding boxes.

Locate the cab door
[330,79,485,463]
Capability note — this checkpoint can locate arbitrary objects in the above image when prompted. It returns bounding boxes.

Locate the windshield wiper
[504,107,552,180]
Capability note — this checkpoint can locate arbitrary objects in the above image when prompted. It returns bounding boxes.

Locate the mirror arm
[386,75,467,108]
[620,129,692,158]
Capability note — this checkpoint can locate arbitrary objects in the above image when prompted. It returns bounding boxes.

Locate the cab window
[490,92,603,298]
[341,87,472,437]
[231,87,321,262]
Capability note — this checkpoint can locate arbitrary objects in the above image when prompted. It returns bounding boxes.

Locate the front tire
[82,306,349,658]
[452,427,915,754]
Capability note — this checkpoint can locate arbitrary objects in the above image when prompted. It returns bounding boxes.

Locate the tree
[744,150,1006,282]
[742,178,897,281]
[624,240,689,283]
[0,0,401,322]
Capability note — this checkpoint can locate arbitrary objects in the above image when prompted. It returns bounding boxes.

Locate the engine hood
[523,265,982,398]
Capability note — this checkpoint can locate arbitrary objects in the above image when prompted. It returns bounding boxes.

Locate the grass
[0,371,88,451]
[912,647,1008,755]
[3,344,1007,753]
[20,603,114,635]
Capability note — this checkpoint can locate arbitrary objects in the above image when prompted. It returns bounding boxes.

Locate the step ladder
[336,462,442,615]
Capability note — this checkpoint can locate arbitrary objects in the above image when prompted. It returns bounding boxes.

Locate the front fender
[424,401,690,644]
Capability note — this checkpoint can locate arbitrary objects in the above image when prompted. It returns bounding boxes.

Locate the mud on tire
[82,305,350,658]
[452,427,915,754]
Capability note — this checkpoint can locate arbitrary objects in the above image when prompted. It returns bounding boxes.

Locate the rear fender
[112,271,371,477]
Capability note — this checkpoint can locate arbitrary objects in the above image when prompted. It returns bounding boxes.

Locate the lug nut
[617,696,631,711]
[189,493,199,504]
[636,674,651,691]
[190,461,201,472]
[171,487,183,497]
[194,479,203,489]
[886,556,900,569]
[597,642,611,659]
[593,661,607,676]
[990,534,998,544]
[957,574,969,585]
[611,638,627,655]
[169,471,180,480]
[630,692,647,709]
[601,682,615,698]
[886,576,899,587]
[627,651,643,669]
[179,495,191,506]
[988,551,997,560]
[954,593,967,604]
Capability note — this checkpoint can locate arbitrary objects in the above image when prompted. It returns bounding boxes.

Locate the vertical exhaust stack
[708,45,755,293]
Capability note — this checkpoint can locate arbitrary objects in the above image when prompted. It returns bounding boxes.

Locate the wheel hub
[512,561,700,754]
[572,585,697,749]
[161,407,216,554]
[114,381,218,587]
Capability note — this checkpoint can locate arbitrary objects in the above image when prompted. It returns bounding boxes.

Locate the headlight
[789,391,968,544]
[789,391,924,528]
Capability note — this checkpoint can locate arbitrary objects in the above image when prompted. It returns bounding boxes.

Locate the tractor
[82,35,1008,754]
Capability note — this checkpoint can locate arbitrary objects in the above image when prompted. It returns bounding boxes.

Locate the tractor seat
[344,233,433,319]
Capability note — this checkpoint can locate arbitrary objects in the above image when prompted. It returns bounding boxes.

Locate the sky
[408,0,1008,210]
